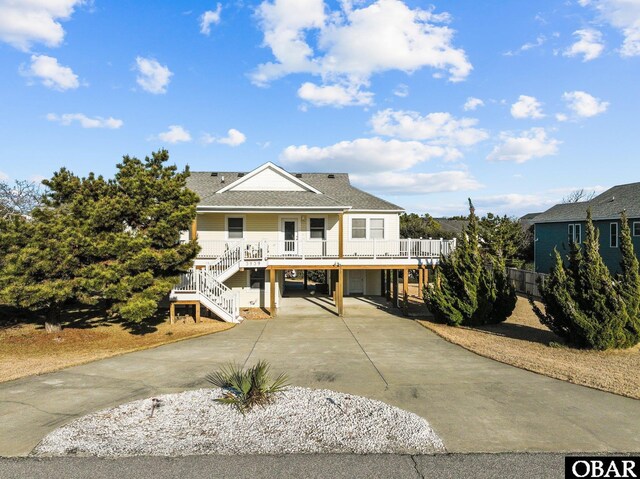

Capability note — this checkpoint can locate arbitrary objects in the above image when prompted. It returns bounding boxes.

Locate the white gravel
[32,387,445,456]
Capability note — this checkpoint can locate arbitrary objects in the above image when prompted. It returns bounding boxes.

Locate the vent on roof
[238,173,245,177]
[327,174,335,179]
[211,172,218,177]
[295,173,303,178]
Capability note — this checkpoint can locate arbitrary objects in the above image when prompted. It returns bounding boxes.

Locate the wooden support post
[385,270,391,301]
[190,218,197,240]
[424,267,430,291]
[170,302,175,324]
[337,267,344,316]
[195,303,201,323]
[402,268,409,316]
[303,270,308,290]
[338,213,344,259]
[418,268,424,299]
[380,269,385,297]
[392,270,399,307]
[269,268,276,318]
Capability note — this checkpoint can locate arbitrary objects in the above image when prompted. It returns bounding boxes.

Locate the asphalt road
[0,453,568,479]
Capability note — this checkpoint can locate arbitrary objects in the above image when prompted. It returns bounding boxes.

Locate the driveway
[1,296,639,456]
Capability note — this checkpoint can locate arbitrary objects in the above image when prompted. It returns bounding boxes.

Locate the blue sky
[0,0,638,216]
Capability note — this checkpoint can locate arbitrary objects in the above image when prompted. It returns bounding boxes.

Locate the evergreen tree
[532,209,639,349]
[617,211,640,337]
[425,200,516,326]
[0,150,199,329]
[479,213,527,268]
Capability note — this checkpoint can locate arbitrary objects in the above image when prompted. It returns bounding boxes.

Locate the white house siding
[228,168,306,191]
[343,269,382,296]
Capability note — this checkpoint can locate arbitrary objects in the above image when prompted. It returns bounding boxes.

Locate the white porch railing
[173,268,240,322]
[195,238,456,260]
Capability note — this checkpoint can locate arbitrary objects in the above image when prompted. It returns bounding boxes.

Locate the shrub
[424,199,516,326]
[206,360,289,414]
[531,209,640,350]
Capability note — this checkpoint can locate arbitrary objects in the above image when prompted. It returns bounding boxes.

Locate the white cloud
[202,128,247,146]
[157,125,192,144]
[21,54,79,91]
[370,109,488,158]
[463,97,484,111]
[350,170,483,195]
[579,0,640,57]
[253,0,471,104]
[393,83,409,97]
[510,95,545,119]
[555,113,569,122]
[298,82,373,107]
[135,57,173,94]
[200,3,222,35]
[563,29,605,61]
[280,137,448,173]
[0,171,8,181]
[504,35,547,56]
[47,113,123,129]
[0,0,84,51]
[562,90,609,118]
[487,128,560,163]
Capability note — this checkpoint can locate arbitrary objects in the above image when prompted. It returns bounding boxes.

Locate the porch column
[195,303,201,323]
[303,270,308,290]
[190,217,197,240]
[269,268,276,318]
[170,302,176,324]
[338,213,344,259]
[402,267,409,316]
[418,268,424,299]
[392,270,399,308]
[337,267,344,317]
[385,270,391,301]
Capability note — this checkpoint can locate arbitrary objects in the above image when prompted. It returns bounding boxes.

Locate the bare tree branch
[0,180,44,218]
[562,188,596,204]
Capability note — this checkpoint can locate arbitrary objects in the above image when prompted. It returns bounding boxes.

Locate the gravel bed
[32,387,445,456]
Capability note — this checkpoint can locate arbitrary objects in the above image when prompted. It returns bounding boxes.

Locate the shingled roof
[186,170,403,211]
[534,182,640,223]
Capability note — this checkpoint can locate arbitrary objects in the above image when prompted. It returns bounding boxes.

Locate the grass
[0,303,234,383]
[407,285,640,399]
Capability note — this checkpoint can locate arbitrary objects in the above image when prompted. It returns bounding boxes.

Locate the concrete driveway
[1,295,639,456]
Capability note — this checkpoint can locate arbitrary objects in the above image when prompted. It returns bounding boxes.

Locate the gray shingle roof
[534,182,640,223]
[187,171,403,211]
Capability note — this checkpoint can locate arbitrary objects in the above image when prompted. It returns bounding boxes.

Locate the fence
[506,268,547,299]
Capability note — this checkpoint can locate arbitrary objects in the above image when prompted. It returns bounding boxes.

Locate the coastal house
[170,162,456,322]
[533,182,640,274]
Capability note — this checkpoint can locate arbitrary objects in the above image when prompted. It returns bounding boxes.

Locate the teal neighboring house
[533,182,640,274]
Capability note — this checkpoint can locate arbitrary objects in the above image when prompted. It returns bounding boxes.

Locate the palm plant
[206,360,289,414]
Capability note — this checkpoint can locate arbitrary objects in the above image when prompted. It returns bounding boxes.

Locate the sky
[0,0,638,217]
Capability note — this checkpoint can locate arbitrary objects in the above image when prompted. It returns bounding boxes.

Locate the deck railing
[195,238,456,260]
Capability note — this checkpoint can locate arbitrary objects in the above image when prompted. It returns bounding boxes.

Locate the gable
[229,167,307,192]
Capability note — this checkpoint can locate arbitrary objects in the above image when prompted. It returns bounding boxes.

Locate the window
[227,217,243,239]
[610,222,619,248]
[633,222,640,237]
[568,223,581,244]
[351,218,366,239]
[250,269,265,289]
[309,218,325,240]
[370,218,385,239]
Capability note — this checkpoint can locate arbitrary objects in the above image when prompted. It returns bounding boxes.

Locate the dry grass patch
[415,295,640,399]
[0,305,234,383]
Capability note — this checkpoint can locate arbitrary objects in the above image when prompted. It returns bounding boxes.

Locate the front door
[283,219,298,255]
[349,270,365,295]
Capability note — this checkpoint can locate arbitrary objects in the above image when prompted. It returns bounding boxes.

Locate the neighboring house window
[309,218,326,240]
[610,222,619,248]
[351,218,366,239]
[633,222,640,237]
[250,269,265,289]
[370,218,385,239]
[568,224,581,244]
[228,217,244,239]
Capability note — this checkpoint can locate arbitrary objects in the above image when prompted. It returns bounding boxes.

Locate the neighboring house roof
[520,212,541,229]
[534,182,640,223]
[186,163,403,211]
[432,218,468,236]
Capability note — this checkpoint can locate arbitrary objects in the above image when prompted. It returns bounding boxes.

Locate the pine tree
[425,199,516,326]
[533,209,639,349]
[617,211,640,338]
